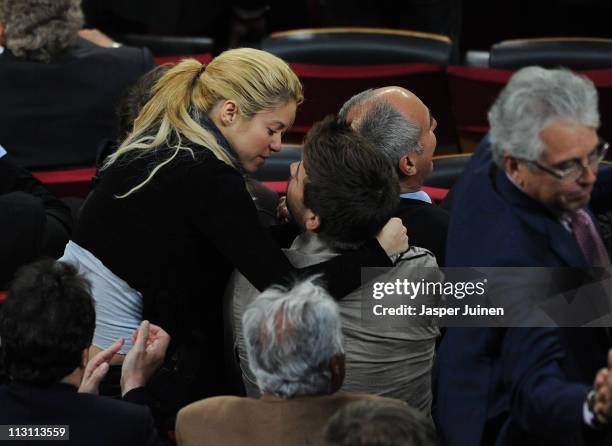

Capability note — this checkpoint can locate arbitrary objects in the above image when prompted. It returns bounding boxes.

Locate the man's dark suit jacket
[0,38,153,169]
[0,382,163,445]
[435,160,612,446]
[396,197,449,266]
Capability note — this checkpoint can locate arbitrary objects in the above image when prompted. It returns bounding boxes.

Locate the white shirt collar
[400,190,432,204]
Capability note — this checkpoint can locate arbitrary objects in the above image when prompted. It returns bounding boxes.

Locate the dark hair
[116,65,170,142]
[0,260,95,385]
[323,400,437,446]
[302,115,399,249]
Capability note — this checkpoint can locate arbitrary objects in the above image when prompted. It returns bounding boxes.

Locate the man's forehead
[539,122,599,161]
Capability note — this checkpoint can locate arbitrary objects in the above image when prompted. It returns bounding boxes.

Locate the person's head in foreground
[0,259,169,395]
[339,87,437,194]
[0,0,84,63]
[0,259,94,386]
[285,115,399,250]
[242,276,345,398]
[105,47,303,196]
[488,66,606,213]
[323,399,437,446]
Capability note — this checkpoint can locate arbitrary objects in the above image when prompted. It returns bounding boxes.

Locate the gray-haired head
[339,88,424,176]
[242,277,344,398]
[0,0,84,63]
[488,66,600,168]
[323,399,438,446]
[338,89,376,122]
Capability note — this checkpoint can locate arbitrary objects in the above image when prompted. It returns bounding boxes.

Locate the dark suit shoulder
[0,383,159,446]
[396,198,449,266]
[397,198,449,226]
[72,38,154,71]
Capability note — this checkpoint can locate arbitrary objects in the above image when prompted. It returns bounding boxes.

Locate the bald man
[339,87,449,265]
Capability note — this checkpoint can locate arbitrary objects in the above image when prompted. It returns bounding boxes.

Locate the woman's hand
[78,338,124,394]
[120,320,170,396]
[376,217,409,257]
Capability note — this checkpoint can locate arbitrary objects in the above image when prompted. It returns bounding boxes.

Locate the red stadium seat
[263,28,458,152]
[447,65,612,154]
[446,66,512,152]
[579,68,612,145]
[488,37,612,151]
[0,291,7,304]
[422,186,449,203]
[32,167,96,198]
[286,62,458,151]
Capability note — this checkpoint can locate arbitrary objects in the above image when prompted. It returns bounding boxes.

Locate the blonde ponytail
[104,48,302,198]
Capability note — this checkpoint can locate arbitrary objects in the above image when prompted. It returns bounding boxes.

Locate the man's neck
[60,369,82,389]
[399,179,422,194]
[293,231,362,256]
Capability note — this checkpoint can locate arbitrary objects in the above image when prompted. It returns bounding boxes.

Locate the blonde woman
[61,48,406,419]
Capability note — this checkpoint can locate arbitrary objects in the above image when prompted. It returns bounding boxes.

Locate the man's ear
[399,153,417,177]
[504,154,524,186]
[304,209,320,232]
[217,100,239,127]
[0,23,6,47]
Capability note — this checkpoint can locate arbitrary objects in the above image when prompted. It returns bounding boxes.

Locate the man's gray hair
[339,89,422,172]
[243,277,344,398]
[488,66,600,168]
[338,89,375,121]
[0,0,83,63]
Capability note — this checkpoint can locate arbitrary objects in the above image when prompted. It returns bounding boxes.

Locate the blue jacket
[435,152,612,445]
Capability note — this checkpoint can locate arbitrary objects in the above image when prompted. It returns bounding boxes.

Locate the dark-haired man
[0,260,169,446]
[229,116,440,412]
[339,87,449,266]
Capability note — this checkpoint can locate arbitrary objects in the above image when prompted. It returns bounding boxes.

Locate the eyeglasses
[525,139,609,181]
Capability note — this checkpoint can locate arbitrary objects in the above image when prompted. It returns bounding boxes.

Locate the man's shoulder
[52,388,152,420]
[73,38,150,60]
[69,38,154,74]
[82,392,151,417]
[446,165,537,264]
[317,392,407,413]
[398,198,449,216]
[0,384,152,432]
[177,396,252,425]
[327,391,402,404]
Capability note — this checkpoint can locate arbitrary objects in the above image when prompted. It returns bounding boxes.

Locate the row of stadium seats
[143,30,612,152]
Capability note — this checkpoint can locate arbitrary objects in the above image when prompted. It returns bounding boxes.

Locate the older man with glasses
[436,67,612,446]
